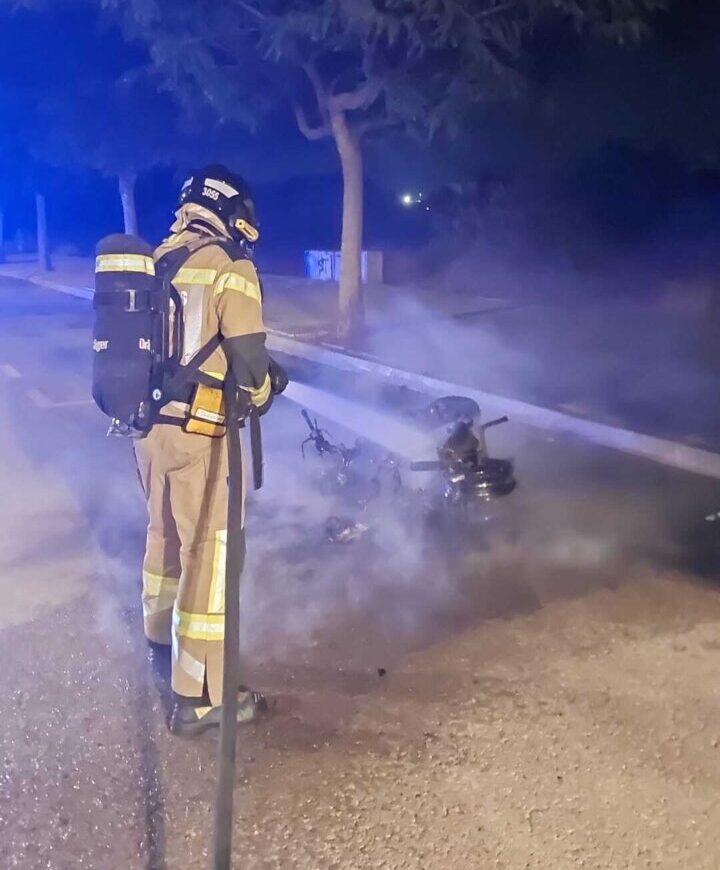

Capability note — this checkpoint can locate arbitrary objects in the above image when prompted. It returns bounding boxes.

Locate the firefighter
[133,165,282,736]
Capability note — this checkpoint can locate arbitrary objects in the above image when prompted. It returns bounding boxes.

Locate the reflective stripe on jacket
[154,227,271,409]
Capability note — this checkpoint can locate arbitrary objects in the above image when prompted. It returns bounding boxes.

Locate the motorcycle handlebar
[481,415,508,431]
[410,460,443,472]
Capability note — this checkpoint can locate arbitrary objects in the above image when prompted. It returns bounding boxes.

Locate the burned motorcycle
[299,396,517,547]
[410,398,517,532]
[300,408,384,505]
[301,410,357,464]
[300,408,408,543]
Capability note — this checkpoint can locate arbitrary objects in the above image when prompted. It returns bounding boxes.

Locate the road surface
[1,276,720,869]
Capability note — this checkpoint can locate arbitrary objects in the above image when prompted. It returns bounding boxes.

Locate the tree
[103,0,662,339]
[37,76,193,235]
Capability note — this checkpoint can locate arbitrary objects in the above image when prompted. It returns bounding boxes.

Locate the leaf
[94,0,663,145]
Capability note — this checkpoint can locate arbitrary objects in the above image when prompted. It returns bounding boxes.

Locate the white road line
[25,389,93,409]
[0,364,21,379]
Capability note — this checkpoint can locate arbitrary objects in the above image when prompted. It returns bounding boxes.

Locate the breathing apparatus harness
[157,233,265,489]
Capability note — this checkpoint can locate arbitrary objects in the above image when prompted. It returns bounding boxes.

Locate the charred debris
[299,396,517,545]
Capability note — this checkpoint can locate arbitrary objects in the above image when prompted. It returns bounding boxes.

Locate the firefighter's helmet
[179,165,259,244]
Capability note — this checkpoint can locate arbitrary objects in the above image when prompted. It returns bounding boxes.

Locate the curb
[10,271,720,480]
[24,277,95,299]
[0,268,94,301]
[267,332,720,481]
[28,275,94,301]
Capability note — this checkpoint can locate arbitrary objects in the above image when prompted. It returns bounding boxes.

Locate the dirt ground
[3,569,720,870]
[186,573,720,870]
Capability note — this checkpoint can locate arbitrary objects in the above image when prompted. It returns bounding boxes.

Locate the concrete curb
[27,275,94,301]
[8,270,720,480]
[0,268,94,301]
[267,332,720,481]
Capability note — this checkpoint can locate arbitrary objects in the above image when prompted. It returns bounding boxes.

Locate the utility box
[305,249,383,284]
[304,250,335,281]
[331,251,370,284]
[364,250,384,285]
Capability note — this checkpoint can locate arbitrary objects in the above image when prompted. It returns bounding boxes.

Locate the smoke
[283,228,720,443]
[240,389,449,657]
[237,368,678,668]
[43,436,147,649]
[246,237,720,663]
[284,381,434,462]
[20,240,714,677]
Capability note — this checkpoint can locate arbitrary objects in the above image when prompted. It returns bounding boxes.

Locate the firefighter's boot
[168,689,267,737]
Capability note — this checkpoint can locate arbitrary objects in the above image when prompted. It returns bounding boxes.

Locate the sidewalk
[2,255,718,457]
[362,294,720,451]
[0,256,95,299]
[0,255,507,328]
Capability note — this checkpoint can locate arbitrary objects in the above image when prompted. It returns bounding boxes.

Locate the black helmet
[178,164,259,243]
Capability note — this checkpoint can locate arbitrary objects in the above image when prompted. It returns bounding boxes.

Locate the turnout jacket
[154,206,271,415]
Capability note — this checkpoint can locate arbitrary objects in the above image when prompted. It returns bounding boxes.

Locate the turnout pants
[134,424,239,706]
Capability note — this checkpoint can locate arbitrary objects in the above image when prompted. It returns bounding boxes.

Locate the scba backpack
[91,233,236,436]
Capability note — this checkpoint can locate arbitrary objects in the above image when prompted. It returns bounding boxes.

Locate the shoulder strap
[152,236,255,416]
[155,234,242,283]
[164,334,223,396]
[154,235,231,367]
[155,244,192,286]
[156,238,227,395]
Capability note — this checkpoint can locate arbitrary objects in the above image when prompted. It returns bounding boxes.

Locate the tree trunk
[119,172,139,236]
[35,193,52,272]
[331,111,364,341]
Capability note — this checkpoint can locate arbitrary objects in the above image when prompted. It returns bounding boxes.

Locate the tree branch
[294,104,331,140]
[476,1,520,20]
[354,115,402,138]
[233,0,265,20]
[328,39,384,114]
[303,57,328,105]
[329,77,384,113]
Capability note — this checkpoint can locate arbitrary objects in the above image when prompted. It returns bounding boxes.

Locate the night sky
[1,0,719,264]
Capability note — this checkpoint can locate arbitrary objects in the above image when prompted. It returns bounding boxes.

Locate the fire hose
[212,371,246,870]
[213,361,283,869]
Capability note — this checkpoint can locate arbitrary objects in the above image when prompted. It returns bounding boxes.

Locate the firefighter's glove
[256,392,274,417]
[269,357,289,395]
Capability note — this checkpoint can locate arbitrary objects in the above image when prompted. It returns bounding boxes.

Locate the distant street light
[400,192,423,207]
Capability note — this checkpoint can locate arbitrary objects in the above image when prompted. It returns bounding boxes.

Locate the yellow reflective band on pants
[177,649,206,684]
[173,606,225,641]
[214,271,262,303]
[174,267,217,285]
[134,413,236,704]
[208,530,227,614]
[96,254,156,274]
[142,570,179,617]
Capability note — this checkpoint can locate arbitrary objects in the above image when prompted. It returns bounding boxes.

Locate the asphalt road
[1,277,720,869]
